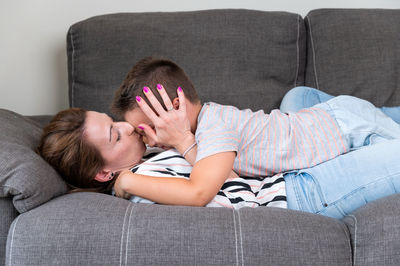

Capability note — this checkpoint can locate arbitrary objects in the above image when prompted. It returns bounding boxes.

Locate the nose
[117,122,134,136]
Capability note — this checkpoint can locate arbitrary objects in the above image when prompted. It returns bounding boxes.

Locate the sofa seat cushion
[305,9,400,107]
[7,192,352,265]
[343,194,400,265]
[0,109,68,213]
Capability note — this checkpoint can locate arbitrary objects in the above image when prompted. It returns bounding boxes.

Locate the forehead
[124,108,151,126]
[86,111,111,126]
[84,111,111,143]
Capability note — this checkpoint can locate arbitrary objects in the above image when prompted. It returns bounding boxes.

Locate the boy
[110,57,400,206]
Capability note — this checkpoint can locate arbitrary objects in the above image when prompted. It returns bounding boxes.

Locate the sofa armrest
[25,115,54,128]
[7,192,352,265]
[0,198,18,265]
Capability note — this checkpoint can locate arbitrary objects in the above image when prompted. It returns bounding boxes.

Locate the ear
[94,169,112,182]
[172,97,180,109]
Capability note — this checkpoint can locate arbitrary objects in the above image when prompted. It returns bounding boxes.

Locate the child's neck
[186,101,203,133]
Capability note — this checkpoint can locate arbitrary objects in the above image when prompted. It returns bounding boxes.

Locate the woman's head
[84,110,146,178]
[37,108,146,192]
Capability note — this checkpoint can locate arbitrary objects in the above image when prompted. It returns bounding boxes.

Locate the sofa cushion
[343,194,400,265]
[7,192,351,265]
[0,109,68,213]
[0,198,18,265]
[67,9,306,114]
[26,115,54,129]
[305,9,400,107]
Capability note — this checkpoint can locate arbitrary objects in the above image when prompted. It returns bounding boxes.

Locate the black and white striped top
[127,149,287,209]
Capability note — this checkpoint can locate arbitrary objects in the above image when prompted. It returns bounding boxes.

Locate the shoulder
[198,102,239,122]
[197,103,238,132]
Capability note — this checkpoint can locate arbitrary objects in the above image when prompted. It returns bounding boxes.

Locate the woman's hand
[113,170,133,200]
[136,85,195,153]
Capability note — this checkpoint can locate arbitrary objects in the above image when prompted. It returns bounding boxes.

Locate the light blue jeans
[280,86,400,123]
[281,87,400,219]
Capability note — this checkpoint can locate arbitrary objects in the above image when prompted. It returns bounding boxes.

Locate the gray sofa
[1,8,400,265]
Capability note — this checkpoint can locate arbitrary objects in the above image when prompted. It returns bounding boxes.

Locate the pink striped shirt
[195,102,348,176]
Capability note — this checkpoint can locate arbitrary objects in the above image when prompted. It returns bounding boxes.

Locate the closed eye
[116,131,121,142]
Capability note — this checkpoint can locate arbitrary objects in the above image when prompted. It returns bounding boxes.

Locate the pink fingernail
[136,96,141,102]
[178,87,182,92]
[138,126,144,130]
[143,86,149,93]
[157,84,162,90]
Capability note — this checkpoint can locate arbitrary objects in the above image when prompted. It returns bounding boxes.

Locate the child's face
[124,107,154,144]
[84,111,146,171]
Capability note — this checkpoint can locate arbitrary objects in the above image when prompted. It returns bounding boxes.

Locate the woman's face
[84,111,146,173]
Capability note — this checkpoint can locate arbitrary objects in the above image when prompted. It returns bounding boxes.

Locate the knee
[282,87,315,104]
[285,86,314,98]
[280,86,314,112]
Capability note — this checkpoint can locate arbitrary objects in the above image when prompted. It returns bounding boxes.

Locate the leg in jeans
[280,86,400,123]
[284,139,400,219]
[380,106,400,124]
[280,86,334,112]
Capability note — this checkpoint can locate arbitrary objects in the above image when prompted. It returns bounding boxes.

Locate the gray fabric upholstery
[305,9,400,106]
[237,208,351,265]
[7,192,351,266]
[0,109,68,213]
[343,194,400,265]
[2,8,400,266]
[67,9,305,114]
[25,115,54,129]
[7,193,131,265]
[0,198,18,266]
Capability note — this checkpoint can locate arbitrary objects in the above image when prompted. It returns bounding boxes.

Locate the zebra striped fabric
[126,149,287,209]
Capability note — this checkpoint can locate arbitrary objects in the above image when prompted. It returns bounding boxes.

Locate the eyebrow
[109,125,113,143]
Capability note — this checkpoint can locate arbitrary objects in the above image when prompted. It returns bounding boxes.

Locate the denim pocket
[293,171,327,214]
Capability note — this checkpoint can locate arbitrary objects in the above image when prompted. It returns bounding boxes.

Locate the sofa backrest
[67,8,400,113]
[304,9,400,106]
[67,9,306,115]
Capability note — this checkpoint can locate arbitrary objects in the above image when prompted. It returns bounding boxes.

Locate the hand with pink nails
[135,84,195,154]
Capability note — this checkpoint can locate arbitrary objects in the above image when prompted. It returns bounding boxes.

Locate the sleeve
[195,105,240,163]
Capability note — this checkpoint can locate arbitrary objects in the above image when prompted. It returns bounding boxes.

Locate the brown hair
[111,56,200,120]
[37,108,115,193]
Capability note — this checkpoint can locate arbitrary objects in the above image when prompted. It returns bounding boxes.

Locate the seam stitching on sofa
[7,214,22,266]
[119,204,132,266]
[69,28,75,107]
[347,214,358,266]
[124,204,134,266]
[237,210,244,266]
[307,16,320,90]
[294,15,300,87]
[232,210,239,266]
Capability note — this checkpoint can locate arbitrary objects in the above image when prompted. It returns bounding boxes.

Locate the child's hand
[136,84,194,153]
[114,170,134,200]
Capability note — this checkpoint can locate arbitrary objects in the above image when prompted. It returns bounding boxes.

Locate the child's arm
[181,144,239,179]
[136,85,239,179]
[114,151,236,206]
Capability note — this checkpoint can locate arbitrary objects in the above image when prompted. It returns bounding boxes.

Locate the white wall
[1,0,399,115]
